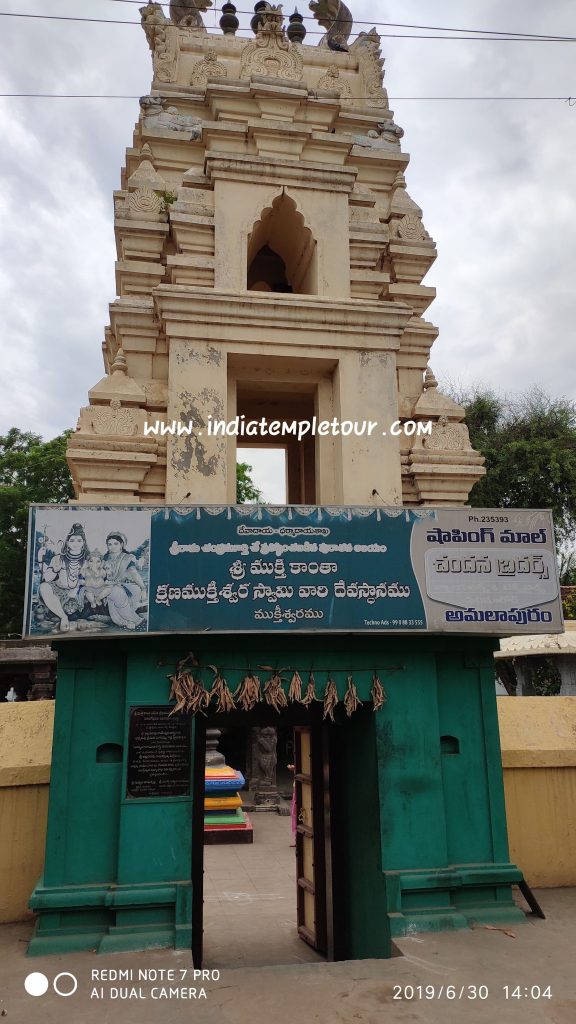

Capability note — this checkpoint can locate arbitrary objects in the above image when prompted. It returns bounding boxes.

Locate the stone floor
[203,809,322,967]
[1,814,575,1024]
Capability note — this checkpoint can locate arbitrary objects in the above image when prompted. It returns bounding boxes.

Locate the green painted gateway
[29,634,525,960]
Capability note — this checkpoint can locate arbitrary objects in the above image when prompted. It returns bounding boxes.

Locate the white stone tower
[68,1,484,506]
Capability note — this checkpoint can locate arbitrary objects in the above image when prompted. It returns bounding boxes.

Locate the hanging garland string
[167,658,398,715]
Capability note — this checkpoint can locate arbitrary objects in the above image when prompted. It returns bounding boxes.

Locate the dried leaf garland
[343,675,362,717]
[234,672,262,712]
[371,671,387,711]
[300,671,317,707]
[263,670,288,712]
[168,670,187,715]
[288,670,303,702]
[208,664,236,713]
[323,676,339,722]
[168,665,209,716]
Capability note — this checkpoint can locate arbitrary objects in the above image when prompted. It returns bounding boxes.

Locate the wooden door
[191,714,206,968]
[294,725,328,953]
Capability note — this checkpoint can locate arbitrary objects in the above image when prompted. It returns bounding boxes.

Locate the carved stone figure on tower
[140,95,203,137]
[309,0,353,52]
[239,6,304,82]
[169,0,212,30]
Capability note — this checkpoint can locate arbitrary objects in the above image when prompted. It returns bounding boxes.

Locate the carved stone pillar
[205,727,226,766]
[26,664,55,701]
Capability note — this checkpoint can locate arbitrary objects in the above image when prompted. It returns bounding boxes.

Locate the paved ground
[1,814,575,1024]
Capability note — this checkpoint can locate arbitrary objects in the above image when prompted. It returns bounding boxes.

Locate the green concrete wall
[29,635,524,957]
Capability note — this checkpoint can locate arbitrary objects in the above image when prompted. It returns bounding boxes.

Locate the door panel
[294,724,328,953]
[191,715,206,968]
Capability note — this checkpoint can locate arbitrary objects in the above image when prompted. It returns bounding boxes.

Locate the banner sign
[24,504,562,638]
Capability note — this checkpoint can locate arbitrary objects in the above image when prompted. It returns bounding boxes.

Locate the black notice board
[127,705,191,798]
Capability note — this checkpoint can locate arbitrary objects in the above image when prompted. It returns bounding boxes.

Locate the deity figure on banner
[37,522,88,633]
[102,532,147,630]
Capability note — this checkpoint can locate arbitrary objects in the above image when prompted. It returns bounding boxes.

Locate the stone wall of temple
[68,2,484,506]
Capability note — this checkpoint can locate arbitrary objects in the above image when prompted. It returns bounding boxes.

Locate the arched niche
[247,191,317,295]
[96,742,123,764]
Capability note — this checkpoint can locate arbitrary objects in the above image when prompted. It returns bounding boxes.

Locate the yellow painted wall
[1,696,574,921]
[497,696,576,887]
[0,702,54,922]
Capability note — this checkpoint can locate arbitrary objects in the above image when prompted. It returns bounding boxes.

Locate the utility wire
[98,0,576,41]
[1,11,576,40]
[0,93,573,102]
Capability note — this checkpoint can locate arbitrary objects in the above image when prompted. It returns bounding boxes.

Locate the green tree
[0,428,263,634]
[455,386,576,543]
[236,461,262,503]
[0,428,74,636]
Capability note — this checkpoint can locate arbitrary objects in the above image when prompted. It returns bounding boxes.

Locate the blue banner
[24,505,562,637]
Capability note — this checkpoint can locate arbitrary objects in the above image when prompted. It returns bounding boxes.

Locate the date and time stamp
[392,984,553,1002]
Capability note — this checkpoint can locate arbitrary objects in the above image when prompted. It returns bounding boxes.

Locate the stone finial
[287,9,306,43]
[111,348,129,376]
[89,349,146,407]
[220,2,239,35]
[127,150,167,192]
[414,371,466,422]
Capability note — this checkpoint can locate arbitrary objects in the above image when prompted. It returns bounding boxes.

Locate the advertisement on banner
[23,505,562,638]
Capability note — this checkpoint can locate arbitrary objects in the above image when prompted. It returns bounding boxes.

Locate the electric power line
[0,93,573,102]
[98,0,576,42]
[1,10,576,41]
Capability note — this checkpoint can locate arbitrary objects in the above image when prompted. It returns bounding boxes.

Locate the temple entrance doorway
[191,703,340,969]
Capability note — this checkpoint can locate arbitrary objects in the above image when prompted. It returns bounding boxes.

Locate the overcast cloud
[0,1,575,500]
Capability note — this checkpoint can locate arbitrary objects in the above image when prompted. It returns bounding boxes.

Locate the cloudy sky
[1,1,575,500]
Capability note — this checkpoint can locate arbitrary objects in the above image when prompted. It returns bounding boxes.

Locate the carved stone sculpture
[350,120,404,150]
[240,7,303,82]
[169,0,212,30]
[140,4,179,81]
[309,0,353,52]
[317,65,352,98]
[351,29,387,107]
[250,726,285,807]
[140,2,169,51]
[190,49,229,88]
[424,416,474,452]
[377,119,404,144]
[140,96,202,137]
[257,726,277,783]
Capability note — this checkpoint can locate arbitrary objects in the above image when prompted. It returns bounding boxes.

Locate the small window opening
[440,735,460,755]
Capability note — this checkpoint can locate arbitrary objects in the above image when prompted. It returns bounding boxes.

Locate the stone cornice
[204,152,358,192]
[153,286,412,350]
